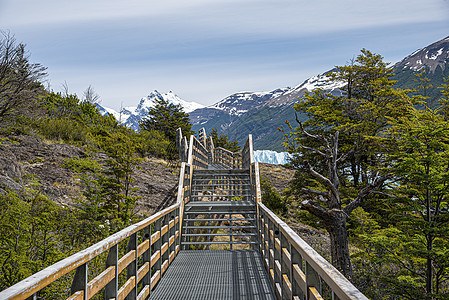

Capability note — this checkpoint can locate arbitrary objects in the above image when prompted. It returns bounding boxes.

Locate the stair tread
[185,218,256,222]
[185,201,254,207]
[181,241,257,245]
[190,195,252,198]
[183,233,257,236]
[183,225,256,229]
[184,211,257,214]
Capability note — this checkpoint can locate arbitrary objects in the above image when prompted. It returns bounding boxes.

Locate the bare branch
[295,111,327,142]
[301,188,328,198]
[337,146,355,164]
[301,199,330,221]
[297,142,326,157]
[344,175,390,215]
[305,161,340,201]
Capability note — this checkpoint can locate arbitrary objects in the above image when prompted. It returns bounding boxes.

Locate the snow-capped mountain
[189,70,344,148]
[211,88,289,116]
[394,36,449,72]
[96,90,204,131]
[191,36,449,151]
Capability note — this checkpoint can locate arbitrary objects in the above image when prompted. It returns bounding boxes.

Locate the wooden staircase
[0,127,369,300]
[182,168,258,249]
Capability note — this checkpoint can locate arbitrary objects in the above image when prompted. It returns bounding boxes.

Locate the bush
[36,117,89,144]
[261,177,288,215]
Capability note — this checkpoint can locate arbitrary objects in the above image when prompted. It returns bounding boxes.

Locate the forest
[1,29,449,299]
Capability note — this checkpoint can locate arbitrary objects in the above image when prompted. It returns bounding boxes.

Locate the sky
[1,0,448,110]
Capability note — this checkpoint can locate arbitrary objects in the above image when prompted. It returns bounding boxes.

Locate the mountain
[190,72,343,151]
[393,36,449,106]
[96,90,204,131]
[97,37,449,152]
[191,36,449,151]
[394,36,449,72]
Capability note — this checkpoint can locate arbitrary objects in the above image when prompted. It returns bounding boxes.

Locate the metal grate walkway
[149,250,275,299]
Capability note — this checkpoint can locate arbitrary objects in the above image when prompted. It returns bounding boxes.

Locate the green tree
[210,127,240,152]
[361,106,449,299]
[98,130,141,228]
[284,49,412,279]
[0,31,46,125]
[140,96,193,143]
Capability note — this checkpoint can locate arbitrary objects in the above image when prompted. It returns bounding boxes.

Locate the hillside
[0,135,178,215]
[393,36,449,106]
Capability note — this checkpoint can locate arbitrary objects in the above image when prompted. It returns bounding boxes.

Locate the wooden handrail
[258,203,368,299]
[1,127,368,299]
[0,203,181,300]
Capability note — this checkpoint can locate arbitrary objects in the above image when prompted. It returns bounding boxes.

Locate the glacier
[253,150,292,165]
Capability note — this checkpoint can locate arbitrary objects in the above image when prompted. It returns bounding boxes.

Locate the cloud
[1,0,448,109]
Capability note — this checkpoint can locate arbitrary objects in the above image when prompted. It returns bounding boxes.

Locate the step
[181,241,257,245]
[185,200,254,206]
[184,218,256,222]
[192,184,251,187]
[184,211,257,215]
[193,178,250,182]
[193,169,249,174]
[183,225,256,230]
[190,194,252,198]
[192,182,250,186]
[191,189,251,192]
[182,233,257,237]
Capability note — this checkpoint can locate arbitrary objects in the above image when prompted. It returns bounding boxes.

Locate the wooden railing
[0,204,181,300]
[0,134,195,300]
[213,146,242,169]
[0,127,368,300]
[257,203,368,300]
[187,134,208,169]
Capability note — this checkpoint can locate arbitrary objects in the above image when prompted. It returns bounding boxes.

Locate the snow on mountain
[96,90,204,131]
[253,150,292,165]
[210,88,290,116]
[291,72,344,93]
[394,36,449,72]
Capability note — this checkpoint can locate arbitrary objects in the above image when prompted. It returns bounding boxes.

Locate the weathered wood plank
[309,286,324,300]
[87,266,115,298]
[66,291,83,300]
[117,250,135,274]
[117,276,135,300]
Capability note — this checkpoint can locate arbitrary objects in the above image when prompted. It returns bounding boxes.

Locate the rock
[0,175,23,193]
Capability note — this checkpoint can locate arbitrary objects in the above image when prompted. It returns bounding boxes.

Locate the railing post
[280,233,290,300]
[26,293,37,300]
[306,261,321,300]
[105,244,118,299]
[290,246,304,299]
[71,263,88,300]
[126,232,138,299]
[143,225,152,296]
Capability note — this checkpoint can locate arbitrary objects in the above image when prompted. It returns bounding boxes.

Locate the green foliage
[135,129,170,158]
[261,177,288,215]
[97,131,141,227]
[0,31,47,125]
[210,127,240,152]
[363,106,449,298]
[140,95,193,143]
[0,190,75,294]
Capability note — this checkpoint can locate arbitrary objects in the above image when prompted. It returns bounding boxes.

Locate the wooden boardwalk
[149,250,275,299]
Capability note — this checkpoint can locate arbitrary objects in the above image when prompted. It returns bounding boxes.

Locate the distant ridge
[96,90,204,131]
